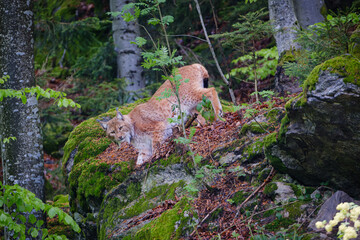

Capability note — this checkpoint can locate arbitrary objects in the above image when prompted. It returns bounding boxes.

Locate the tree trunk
[293,0,325,28]
[0,0,45,237]
[268,0,299,57]
[269,0,325,95]
[110,0,144,102]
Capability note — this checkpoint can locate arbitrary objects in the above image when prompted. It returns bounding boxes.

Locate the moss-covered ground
[128,197,196,240]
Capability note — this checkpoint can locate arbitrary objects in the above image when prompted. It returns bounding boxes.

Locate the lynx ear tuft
[116,108,124,120]
[97,119,108,130]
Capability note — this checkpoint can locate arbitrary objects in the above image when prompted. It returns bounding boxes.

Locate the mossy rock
[98,162,195,240]
[303,55,360,94]
[240,121,269,135]
[263,182,278,199]
[130,197,197,240]
[63,99,148,213]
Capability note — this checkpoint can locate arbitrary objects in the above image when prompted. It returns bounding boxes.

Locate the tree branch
[193,0,236,105]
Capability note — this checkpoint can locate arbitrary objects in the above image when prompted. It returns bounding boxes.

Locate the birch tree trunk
[110,0,144,102]
[0,0,45,237]
[269,0,325,94]
[268,0,299,57]
[269,0,325,57]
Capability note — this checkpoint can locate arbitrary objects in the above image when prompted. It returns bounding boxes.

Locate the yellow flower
[339,223,347,232]
[329,219,339,227]
[343,226,357,240]
[334,212,346,222]
[325,224,333,233]
[354,220,360,228]
[337,202,351,211]
[316,221,325,229]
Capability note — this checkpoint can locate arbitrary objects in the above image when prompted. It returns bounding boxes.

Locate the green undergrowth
[128,197,196,240]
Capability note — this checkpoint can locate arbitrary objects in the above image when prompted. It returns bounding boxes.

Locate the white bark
[269,0,325,57]
[269,0,300,56]
[0,0,45,238]
[110,0,144,102]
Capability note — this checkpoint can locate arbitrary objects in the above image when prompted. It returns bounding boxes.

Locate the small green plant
[0,75,80,108]
[316,202,360,240]
[0,182,80,240]
[228,47,278,83]
[284,11,360,82]
[212,8,273,102]
[196,95,218,123]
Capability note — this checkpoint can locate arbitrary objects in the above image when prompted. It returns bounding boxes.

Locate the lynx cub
[98,64,222,166]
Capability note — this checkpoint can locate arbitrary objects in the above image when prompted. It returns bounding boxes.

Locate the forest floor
[43,94,298,239]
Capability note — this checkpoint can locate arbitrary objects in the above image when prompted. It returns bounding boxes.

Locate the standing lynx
[98,64,222,166]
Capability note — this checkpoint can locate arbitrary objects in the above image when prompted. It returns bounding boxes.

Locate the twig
[190,203,222,237]
[193,0,236,105]
[234,167,275,218]
[166,34,207,42]
[185,113,198,128]
[249,112,270,134]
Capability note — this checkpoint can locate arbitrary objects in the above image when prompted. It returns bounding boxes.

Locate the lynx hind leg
[200,87,223,119]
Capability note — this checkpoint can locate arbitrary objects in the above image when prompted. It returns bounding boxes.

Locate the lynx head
[97,108,132,144]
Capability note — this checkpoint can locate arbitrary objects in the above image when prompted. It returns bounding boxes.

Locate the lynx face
[97,110,132,144]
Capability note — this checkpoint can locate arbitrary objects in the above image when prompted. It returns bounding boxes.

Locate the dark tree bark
[0,0,45,237]
[110,0,145,102]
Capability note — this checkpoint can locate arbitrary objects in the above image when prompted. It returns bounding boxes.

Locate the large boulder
[266,55,360,197]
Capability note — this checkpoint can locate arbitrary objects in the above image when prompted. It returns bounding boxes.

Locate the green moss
[303,55,360,93]
[278,114,290,141]
[240,122,268,135]
[157,154,182,168]
[284,201,304,219]
[263,132,277,149]
[62,98,149,168]
[289,184,302,197]
[124,181,186,219]
[257,168,271,182]
[68,158,134,212]
[99,180,188,240]
[264,218,295,231]
[263,182,278,198]
[220,99,236,113]
[52,194,70,208]
[265,108,281,124]
[231,191,246,206]
[278,50,297,66]
[243,139,264,161]
[132,197,196,240]
[350,26,360,58]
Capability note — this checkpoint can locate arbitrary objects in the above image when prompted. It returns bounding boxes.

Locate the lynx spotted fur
[98,64,222,166]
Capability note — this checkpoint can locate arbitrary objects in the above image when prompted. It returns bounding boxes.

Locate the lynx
[98,64,222,166]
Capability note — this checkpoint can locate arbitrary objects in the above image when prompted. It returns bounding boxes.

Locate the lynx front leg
[135,136,153,166]
[200,87,223,120]
[136,151,152,166]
